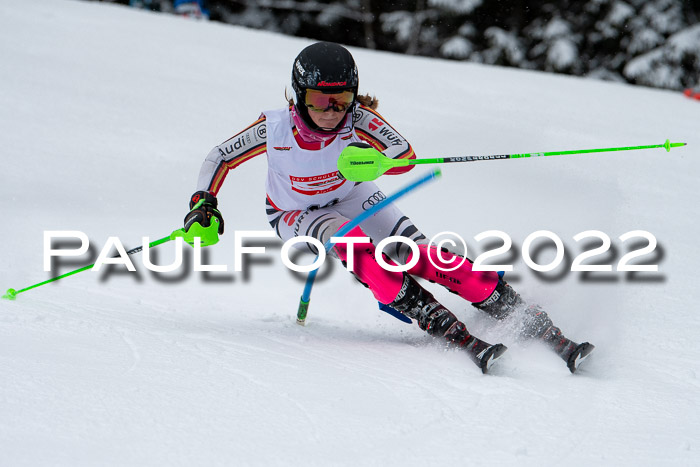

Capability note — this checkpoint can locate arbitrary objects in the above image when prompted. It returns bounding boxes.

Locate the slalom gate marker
[683,89,700,100]
[338,139,687,182]
[296,168,442,326]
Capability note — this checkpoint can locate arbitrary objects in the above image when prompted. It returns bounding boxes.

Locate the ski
[473,343,508,374]
[565,342,595,373]
[377,302,592,374]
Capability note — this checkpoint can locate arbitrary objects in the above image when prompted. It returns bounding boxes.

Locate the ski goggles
[304,89,354,113]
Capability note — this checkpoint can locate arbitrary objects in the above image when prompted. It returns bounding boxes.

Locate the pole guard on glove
[177,191,224,246]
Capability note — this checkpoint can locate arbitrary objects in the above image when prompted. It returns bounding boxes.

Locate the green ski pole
[2,234,177,301]
[2,200,224,301]
[338,139,687,182]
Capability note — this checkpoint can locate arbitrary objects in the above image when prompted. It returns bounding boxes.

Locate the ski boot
[543,326,595,373]
[390,275,507,374]
[474,279,594,373]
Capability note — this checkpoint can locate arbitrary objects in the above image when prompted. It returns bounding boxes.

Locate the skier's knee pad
[407,244,499,303]
[332,224,405,305]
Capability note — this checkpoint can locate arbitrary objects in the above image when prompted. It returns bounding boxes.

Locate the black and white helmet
[291,42,359,131]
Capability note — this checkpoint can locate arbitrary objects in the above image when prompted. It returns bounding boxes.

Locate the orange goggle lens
[305,89,354,113]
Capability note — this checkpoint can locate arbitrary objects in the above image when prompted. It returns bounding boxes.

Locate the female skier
[183,42,593,374]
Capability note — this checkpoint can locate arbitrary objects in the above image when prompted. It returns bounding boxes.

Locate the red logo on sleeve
[368,118,384,132]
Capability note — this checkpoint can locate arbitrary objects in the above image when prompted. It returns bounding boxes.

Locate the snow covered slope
[1,0,699,465]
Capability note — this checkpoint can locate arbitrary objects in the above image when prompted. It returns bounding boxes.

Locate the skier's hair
[356,94,379,109]
[285,90,379,110]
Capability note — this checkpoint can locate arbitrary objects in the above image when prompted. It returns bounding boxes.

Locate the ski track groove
[119,329,141,373]
[174,332,325,444]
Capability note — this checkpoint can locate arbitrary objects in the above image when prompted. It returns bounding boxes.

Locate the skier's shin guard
[406,244,499,303]
[473,279,591,370]
[332,225,405,305]
[389,274,471,345]
[390,274,508,372]
[473,279,559,340]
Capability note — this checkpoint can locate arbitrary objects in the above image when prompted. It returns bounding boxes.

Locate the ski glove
[345,141,376,154]
[184,191,225,235]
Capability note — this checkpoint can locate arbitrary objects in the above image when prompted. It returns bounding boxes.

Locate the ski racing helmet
[291,42,359,133]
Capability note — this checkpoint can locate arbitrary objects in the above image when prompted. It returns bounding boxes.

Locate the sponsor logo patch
[289,171,346,195]
[368,117,384,132]
[317,81,347,87]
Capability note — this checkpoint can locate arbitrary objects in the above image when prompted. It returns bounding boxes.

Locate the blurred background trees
[111,0,700,91]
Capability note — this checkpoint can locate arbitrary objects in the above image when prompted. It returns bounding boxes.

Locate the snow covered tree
[471,26,530,68]
[620,0,699,89]
[526,14,581,73]
[624,23,700,89]
[94,0,700,91]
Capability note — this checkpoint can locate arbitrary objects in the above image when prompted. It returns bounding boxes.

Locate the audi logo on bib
[362,191,387,210]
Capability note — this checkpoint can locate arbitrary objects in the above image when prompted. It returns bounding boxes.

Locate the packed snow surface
[1,0,699,465]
